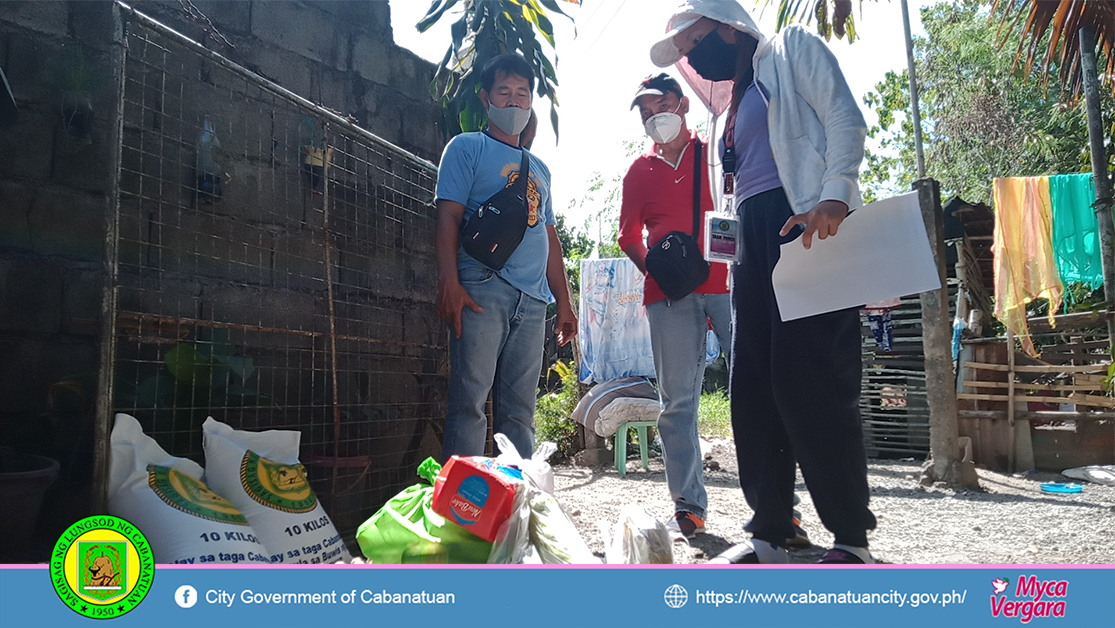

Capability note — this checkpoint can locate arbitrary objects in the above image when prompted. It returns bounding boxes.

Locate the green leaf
[523,4,555,47]
[430,0,575,142]
[549,101,559,144]
[784,0,811,28]
[165,344,217,386]
[417,0,461,32]
[535,0,572,21]
[215,384,276,408]
[213,353,255,383]
[135,375,177,409]
[451,16,468,51]
[536,49,557,84]
[776,1,789,32]
[469,1,485,32]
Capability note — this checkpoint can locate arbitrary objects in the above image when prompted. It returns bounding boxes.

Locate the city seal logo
[51,515,154,619]
[147,464,250,525]
[239,450,317,513]
[81,542,125,599]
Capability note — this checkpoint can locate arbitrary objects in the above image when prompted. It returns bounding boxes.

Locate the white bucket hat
[649,14,703,67]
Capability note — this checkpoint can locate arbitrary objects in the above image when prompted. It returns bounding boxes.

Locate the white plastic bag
[489,474,598,564]
[494,433,556,495]
[604,506,673,564]
[529,483,599,564]
[487,481,535,564]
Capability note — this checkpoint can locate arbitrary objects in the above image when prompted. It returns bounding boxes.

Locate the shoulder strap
[514,148,530,192]
[480,131,531,193]
[692,139,702,237]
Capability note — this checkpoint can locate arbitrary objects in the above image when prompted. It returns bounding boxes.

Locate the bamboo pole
[958,409,1115,421]
[94,1,129,514]
[901,0,925,177]
[964,362,1110,373]
[961,381,1107,392]
[956,393,1115,407]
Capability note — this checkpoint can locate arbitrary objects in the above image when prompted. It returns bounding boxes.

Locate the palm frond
[993,0,1115,101]
[766,0,858,42]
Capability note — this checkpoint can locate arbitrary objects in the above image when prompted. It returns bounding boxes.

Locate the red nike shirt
[618,133,730,306]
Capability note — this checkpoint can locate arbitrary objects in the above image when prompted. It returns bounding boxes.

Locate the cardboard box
[432,456,522,542]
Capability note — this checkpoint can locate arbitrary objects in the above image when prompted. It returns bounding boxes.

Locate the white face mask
[487,103,531,137]
[643,102,683,145]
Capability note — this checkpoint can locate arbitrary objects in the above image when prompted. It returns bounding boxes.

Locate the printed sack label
[107,414,270,565]
[202,418,351,564]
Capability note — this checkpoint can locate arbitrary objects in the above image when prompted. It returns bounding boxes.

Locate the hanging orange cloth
[992,177,1063,356]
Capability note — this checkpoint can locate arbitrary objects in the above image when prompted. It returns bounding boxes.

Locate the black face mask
[685,29,738,82]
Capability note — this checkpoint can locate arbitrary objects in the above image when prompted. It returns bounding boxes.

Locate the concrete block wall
[0,0,124,561]
[130,0,445,163]
[0,1,119,414]
[1,0,448,556]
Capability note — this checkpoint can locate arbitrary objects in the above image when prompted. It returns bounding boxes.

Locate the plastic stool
[614,420,656,474]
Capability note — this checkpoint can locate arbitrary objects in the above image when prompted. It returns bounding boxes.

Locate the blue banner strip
[3,565,1113,628]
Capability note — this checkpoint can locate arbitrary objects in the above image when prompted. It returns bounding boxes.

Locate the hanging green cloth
[1049,173,1103,288]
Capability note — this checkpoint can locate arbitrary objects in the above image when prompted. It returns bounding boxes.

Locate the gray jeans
[646,291,732,518]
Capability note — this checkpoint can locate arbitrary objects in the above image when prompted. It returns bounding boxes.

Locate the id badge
[705,211,741,264]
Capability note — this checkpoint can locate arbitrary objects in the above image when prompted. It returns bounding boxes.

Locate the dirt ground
[552,439,1115,564]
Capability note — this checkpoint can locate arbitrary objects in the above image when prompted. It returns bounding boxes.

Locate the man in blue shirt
[434,53,577,461]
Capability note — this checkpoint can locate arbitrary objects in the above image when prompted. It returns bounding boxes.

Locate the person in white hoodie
[650,0,878,564]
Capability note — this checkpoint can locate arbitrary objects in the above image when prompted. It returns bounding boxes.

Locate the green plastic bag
[356,457,492,564]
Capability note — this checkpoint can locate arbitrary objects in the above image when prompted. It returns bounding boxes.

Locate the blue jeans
[646,292,732,519]
[443,266,548,461]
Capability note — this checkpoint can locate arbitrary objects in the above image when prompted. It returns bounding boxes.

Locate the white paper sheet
[771,192,941,322]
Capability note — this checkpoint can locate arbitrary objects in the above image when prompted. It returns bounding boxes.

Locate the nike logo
[675,176,685,184]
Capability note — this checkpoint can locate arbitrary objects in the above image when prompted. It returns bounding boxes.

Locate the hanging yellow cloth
[992,177,1063,356]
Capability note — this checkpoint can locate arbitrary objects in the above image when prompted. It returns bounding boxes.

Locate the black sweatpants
[729,187,877,548]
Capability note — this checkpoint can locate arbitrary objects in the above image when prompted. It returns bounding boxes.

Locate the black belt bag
[459,148,531,271]
[644,140,710,301]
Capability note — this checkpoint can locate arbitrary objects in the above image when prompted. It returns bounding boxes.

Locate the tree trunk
[915,178,981,489]
[1079,26,1115,344]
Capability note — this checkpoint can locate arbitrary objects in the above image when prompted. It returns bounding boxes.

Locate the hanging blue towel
[952,317,965,361]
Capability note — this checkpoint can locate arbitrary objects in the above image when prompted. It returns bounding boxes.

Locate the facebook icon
[175,585,198,609]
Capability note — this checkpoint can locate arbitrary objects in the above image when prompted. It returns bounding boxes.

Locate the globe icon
[664,584,688,609]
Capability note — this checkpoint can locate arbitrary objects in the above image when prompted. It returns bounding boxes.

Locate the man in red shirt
[618,73,731,539]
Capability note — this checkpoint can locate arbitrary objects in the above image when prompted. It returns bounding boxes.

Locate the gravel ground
[553,439,1115,564]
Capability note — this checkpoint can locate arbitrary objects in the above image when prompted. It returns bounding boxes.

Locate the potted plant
[115,329,276,455]
[0,446,60,562]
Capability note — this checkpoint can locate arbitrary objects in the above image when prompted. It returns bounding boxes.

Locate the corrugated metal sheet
[860,283,959,458]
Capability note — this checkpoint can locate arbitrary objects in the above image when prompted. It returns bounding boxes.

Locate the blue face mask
[686,29,738,82]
